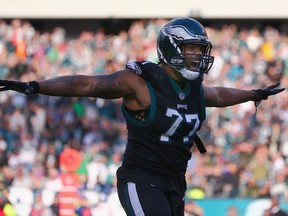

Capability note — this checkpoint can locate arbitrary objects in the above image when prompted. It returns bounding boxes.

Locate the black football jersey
[121,61,206,177]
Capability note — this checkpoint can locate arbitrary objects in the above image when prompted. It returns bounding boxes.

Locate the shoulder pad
[126,61,158,81]
[126,61,143,75]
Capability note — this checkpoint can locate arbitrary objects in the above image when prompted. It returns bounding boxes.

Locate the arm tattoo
[40,75,125,98]
[88,78,122,96]
[41,76,78,96]
[51,85,74,95]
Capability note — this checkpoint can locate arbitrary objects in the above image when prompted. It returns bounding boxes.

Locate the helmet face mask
[157,17,214,80]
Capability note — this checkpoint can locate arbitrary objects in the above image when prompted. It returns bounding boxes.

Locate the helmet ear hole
[162,46,168,54]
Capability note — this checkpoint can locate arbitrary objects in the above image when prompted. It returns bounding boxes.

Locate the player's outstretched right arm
[0,69,137,99]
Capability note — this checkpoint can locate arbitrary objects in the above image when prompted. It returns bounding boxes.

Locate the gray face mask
[170,53,214,80]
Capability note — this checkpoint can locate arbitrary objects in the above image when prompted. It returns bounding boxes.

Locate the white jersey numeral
[160,108,199,143]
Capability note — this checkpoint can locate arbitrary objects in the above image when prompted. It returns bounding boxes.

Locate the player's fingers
[268,82,281,90]
[0,80,9,85]
[0,86,9,91]
[271,88,285,95]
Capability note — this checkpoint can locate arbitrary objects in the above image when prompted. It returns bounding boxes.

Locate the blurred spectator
[44,168,63,193]
[74,195,92,216]
[86,151,108,192]
[264,197,288,216]
[0,135,8,167]
[49,195,59,216]
[30,192,52,216]
[270,172,288,200]
[2,200,16,216]
[11,165,33,188]
[0,198,4,216]
[29,101,47,135]
[265,59,284,82]
[226,205,239,216]
[184,200,204,216]
[8,107,26,132]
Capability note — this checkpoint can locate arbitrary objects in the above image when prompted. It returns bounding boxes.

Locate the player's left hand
[253,82,285,107]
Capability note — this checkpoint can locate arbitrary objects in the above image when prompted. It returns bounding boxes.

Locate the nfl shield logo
[179,92,185,100]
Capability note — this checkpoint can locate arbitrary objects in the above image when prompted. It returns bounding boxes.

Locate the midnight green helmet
[157,17,214,80]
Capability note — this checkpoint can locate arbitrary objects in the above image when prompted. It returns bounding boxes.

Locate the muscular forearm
[38,75,89,97]
[206,87,256,107]
[219,87,256,106]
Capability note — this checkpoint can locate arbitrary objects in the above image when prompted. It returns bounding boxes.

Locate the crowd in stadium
[0,18,287,215]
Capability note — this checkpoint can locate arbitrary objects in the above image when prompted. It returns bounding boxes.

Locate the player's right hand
[0,80,39,95]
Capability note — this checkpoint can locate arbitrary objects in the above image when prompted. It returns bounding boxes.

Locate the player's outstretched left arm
[204,82,285,107]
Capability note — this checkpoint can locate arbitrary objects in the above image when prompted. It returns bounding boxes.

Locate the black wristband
[25,81,40,95]
[252,89,261,101]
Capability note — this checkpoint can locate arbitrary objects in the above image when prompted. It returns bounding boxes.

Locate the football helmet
[157,17,214,80]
